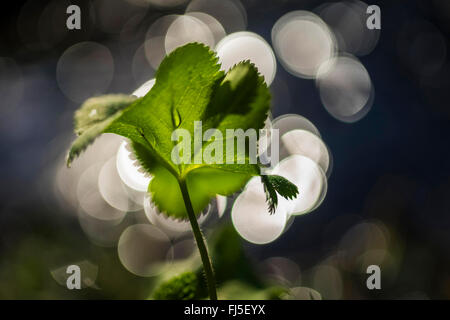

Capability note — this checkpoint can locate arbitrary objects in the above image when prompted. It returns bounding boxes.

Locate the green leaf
[67,43,272,218]
[261,175,299,214]
[105,43,225,175]
[105,43,270,218]
[66,94,137,166]
[152,272,199,300]
[148,163,253,219]
[218,281,287,300]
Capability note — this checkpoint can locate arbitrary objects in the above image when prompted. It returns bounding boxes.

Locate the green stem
[178,179,218,300]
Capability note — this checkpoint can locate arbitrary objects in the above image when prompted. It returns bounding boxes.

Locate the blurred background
[1,0,450,299]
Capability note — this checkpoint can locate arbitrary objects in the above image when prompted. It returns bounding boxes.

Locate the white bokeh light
[185,0,247,34]
[272,11,336,79]
[132,78,155,98]
[56,42,114,102]
[272,114,321,138]
[77,162,126,222]
[55,133,123,211]
[143,194,211,238]
[280,129,330,174]
[126,0,187,8]
[116,140,152,193]
[316,55,373,123]
[316,1,380,56]
[232,177,288,244]
[165,15,215,55]
[131,43,155,87]
[312,264,343,299]
[118,224,173,277]
[51,260,98,289]
[273,155,327,216]
[77,205,132,248]
[216,32,277,85]
[98,156,142,212]
[145,15,179,69]
[260,256,301,286]
[284,287,322,300]
[187,12,226,45]
[216,195,228,218]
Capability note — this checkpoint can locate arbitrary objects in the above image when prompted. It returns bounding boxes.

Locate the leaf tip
[261,174,299,214]
[66,149,75,168]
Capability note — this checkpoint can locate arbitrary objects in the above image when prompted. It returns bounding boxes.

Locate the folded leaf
[66,94,137,166]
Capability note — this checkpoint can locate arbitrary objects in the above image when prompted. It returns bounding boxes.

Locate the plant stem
[178,179,218,300]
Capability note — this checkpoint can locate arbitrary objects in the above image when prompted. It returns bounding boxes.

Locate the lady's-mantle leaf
[105,43,225,176]
[105,43,271,218]
[68,43,271,218]
[66,94,137,166]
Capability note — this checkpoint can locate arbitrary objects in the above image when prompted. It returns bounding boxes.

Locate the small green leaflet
[66,43,298,218]
[261,175,299,214]
[152,272,199,300]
